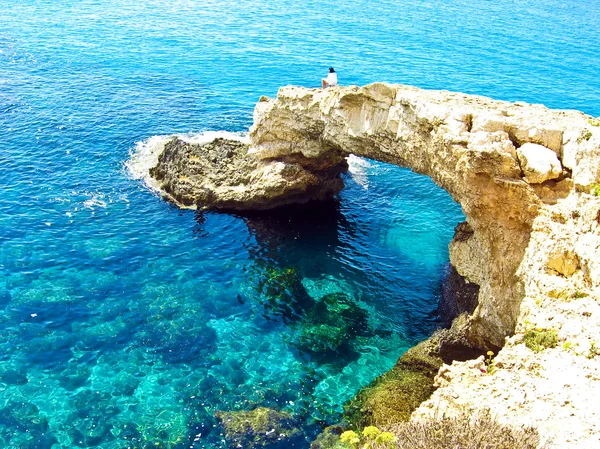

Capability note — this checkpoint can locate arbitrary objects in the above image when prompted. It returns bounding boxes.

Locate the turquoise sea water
[1,0,599,448]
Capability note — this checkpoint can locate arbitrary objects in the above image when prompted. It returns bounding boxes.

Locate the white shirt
[327,72,338,86]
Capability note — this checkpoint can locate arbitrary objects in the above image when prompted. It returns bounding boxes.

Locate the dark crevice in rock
[463,114,473,132]
[506,128,523,149]
[437,315,493,364]
[439,264,480,329]
[451,221,474,243]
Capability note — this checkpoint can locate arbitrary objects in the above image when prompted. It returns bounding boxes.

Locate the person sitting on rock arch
[322,67,338,89]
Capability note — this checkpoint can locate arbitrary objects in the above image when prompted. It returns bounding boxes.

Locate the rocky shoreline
[142,83,600,448]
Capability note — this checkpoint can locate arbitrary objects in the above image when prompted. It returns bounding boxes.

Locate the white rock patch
[517,142,562,184]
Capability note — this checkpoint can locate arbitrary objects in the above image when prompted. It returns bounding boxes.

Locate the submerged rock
[343,336,443,429]
[215,407,303,449]
[256,266,315,323]
[309,425,346,449]
[292,292,370,355]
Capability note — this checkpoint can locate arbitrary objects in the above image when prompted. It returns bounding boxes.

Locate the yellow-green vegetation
[340,426,396,449]
[588,118,600,127]
[340,430,361,448]
[590,184,600,196]
[214,407,301,449]
[523,328,558,352]
[588,342,600,359]
[578,129,593,142]
[388,411,540,449]
[563,341,573,350]
[343,337,443,429]
[375,431,396,446]
[484,351,496,375]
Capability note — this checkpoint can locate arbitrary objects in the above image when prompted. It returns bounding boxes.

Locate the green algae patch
[257,267,315,323]
[215,407,303,449]
[343,337,443,429]
[310,425,347,449]
[292,292,370,354]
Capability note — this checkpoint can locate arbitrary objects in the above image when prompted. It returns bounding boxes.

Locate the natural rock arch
[146,83,600,349]
[248,83,599,348]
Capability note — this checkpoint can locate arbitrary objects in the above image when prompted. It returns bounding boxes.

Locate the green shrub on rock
[523,328,558,352]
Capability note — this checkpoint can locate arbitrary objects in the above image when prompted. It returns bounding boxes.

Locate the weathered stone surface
[144,83,600,350]
[547,249,580,277]
[415,192,600,449]
[140,83,600,449]
[248,83,598,349]
[149,137,347,210]
[517,142,562,183]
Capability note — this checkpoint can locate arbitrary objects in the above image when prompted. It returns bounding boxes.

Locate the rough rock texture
[517,142,563,183]
[249,83,599,350]
[414,192,600,448]
[145,83,600,447]
[149,137,347,210]
[247,84,600,448]
[343,337,443,429]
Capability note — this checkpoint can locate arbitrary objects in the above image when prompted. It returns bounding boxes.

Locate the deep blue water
[1,0,599,448]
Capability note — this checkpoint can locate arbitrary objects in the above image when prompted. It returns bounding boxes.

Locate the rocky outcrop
[149,137,346,210]
[146,83,600,351]
[143,83,600,447]
[248,83,599,351]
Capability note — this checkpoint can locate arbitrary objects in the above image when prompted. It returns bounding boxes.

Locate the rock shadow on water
[234,200,355,274]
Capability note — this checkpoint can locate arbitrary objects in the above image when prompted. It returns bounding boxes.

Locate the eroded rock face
[149,137,347,210]
[142,84,600,448]
[145,83,600,350]
[248,83,599,349]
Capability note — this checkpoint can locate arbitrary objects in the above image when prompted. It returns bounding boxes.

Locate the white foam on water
[83,196,107,210]
[125,131,248,194]
[347,154,371,190]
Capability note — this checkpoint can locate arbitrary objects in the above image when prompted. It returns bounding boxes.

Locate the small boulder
[516,143,562,184]
[215,407,303,449]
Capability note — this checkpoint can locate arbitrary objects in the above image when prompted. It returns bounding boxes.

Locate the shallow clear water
[1,0,599,448]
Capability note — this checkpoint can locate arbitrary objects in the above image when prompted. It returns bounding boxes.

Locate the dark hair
[329,67,335,73]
